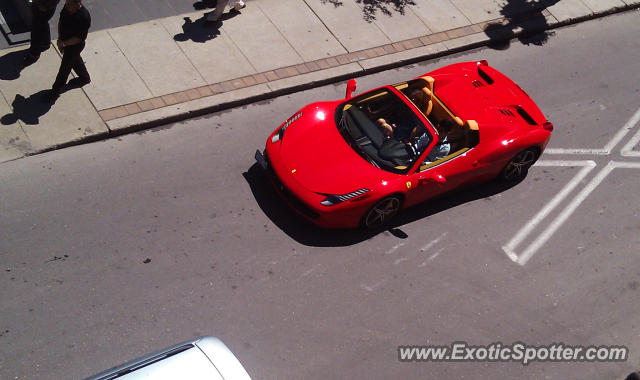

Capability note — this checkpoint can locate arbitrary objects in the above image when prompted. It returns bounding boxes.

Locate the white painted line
[516,161,618,265]
[394,256,409,266]
[503,160,596,263]
[419,232,447,252]
[612,161,640,169]
[621,126,640,157]
[546,107,640,155]
[534,160,597,167]
[544,148,609,155]
[386,242,406,255]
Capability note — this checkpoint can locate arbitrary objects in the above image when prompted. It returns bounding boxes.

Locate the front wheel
[499,147,539,182]
[362,196,401,229]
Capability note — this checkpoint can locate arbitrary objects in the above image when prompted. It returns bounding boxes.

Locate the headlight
[271,112,302,143]
[320,188,370,206]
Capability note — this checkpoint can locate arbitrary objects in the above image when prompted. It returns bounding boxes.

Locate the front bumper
[255,149,366,229]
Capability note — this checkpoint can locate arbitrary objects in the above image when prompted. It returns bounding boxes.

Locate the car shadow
[244,163,524,247]
[484,0,561,50]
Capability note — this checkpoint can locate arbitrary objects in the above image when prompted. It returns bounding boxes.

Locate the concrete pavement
[0,0,638,163]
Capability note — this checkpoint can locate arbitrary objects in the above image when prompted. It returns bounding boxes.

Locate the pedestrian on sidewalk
[205,0,245,22]
[23,0,61,65]
[42,0,91,103]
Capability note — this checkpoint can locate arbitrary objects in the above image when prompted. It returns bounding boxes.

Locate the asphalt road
[1,10,640,380]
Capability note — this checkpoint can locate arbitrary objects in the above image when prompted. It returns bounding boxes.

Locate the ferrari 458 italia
[256,61,553,229]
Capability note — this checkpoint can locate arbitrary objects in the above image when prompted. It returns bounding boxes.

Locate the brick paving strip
[97,12,543,123]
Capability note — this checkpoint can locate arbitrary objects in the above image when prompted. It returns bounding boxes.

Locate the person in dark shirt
[42,0,91,102]
[23,0,61,65]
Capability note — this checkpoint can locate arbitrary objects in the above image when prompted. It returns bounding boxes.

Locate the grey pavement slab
[581,0,627,13]
[83,30,152,110]
[160,12,257,84]
[107,20,206,96]
[0,93,30,162]
[450,0,505,24]
[547,0,594,21]
[366,5,432,42]
[255,0,347,61]
[220,4,303,73]
[302,0,391,52]
[410,0,472,33]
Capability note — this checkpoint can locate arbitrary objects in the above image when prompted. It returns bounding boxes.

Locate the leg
[71,42,90,81]
[39,7,57,52]
[206,0,229,21]
[28,5,44,57]
[51,44,83,93]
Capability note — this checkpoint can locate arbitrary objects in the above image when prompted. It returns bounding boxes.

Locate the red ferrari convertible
[256,61,553,229]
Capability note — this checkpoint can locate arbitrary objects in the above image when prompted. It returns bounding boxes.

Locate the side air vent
[472,80,484,88]
[516,106,537,125]
[477,67,494,84]
[499,108,515,117]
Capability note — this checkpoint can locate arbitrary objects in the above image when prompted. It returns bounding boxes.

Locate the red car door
[404,149,478,208]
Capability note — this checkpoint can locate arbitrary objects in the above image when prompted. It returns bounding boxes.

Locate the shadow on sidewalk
[484,0,560,50]
[243,163,522,247]
[0,50,31,80]
[173,11,239,43]
[1,90,53,126]
[320,0,416,23]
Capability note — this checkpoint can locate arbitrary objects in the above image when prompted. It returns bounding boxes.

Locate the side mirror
[345,79,357,98]
[419,172,447,186]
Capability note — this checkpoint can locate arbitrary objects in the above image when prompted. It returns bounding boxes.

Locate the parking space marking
[621,127,640,157]
[503,107,640,265]
[545,108,640,155]
[502,160,596,263]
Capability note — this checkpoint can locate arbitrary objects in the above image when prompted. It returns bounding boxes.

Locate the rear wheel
[362,196,401,229]
[499,147,539,182]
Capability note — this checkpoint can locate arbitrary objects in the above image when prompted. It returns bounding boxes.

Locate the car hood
[278,103,385,194]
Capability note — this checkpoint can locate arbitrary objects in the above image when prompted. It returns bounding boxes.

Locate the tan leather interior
[421,87,433,116]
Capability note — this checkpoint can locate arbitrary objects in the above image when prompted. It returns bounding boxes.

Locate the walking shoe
[234,1,245,11]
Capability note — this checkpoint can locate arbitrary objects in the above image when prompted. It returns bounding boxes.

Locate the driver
[376,117,420,143]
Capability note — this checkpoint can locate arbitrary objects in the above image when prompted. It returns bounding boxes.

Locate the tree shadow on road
[243,163,523,247]
[173,11,240,43]
[0,50,31,81]
[484,0,561,50]
[1,90,53,126]
[321,0,416,23]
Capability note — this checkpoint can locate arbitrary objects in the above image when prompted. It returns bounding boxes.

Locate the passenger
[415,119,456,162]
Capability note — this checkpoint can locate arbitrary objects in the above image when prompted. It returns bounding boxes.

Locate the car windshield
[336,88,431,174]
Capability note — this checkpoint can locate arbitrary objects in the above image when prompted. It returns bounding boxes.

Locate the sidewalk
[0,0,637,163]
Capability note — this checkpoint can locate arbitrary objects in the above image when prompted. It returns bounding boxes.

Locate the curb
[20,4,640,159]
